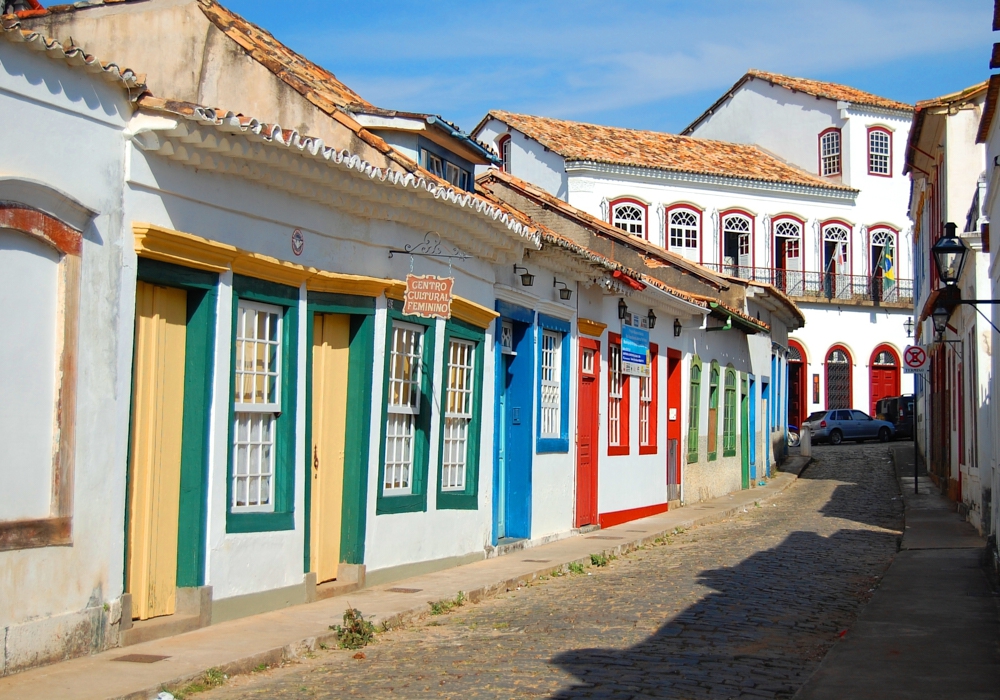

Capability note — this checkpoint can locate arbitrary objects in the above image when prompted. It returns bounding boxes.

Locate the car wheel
[879,427,891,443]
[830,429,843,445]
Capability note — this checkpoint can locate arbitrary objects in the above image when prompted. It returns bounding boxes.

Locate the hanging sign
[903,345,929,373]
[403,274,454,319]
[621,316,650,377]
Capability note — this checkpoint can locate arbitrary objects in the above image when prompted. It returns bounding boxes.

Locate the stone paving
[195,444,903,700]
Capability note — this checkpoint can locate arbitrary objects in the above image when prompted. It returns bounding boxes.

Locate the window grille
[869,129,891,175]
[232,301,282,511]
[820,130,841,176]
[788,346,802,362]
[708,365,720,458]
[775,220,802,239]
[540,331,561,438]
[669,210,699,249]
[442,338,475,492]
[582,347,595,375]
[500,321,515,355]
[826,348,851,409]
[874,350,896,366]
[612,203,645,237]
[723,370,737,455]
[384,321,424,495]
[609,343,623,446]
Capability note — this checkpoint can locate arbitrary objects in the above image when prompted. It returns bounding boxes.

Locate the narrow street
[196,444,903,699]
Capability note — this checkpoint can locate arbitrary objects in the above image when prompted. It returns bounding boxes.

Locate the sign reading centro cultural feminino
[621,316,650,377]
[403,274,454,320]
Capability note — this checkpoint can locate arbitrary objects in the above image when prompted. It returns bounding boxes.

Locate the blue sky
[222,0,995,135]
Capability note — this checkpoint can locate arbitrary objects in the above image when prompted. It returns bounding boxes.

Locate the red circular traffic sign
[904,345,927,370]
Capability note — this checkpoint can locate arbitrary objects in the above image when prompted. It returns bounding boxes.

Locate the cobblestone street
[197,444,903,700]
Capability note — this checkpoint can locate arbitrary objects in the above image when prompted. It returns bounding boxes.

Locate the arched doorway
[787,340,807,429]
[870,345,900,415]
[825,346,852,410]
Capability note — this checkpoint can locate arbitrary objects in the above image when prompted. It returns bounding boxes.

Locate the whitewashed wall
[0,40,133,673]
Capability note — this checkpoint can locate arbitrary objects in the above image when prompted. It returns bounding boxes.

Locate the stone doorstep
[136,473,801,700]
[120,586,213,648]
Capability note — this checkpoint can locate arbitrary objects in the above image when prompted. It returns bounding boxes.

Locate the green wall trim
[226,277,299,533]
[375,306,435,515]
[307,291,376,315]
[686,356,702,464]
[135,259,219,589]
[436,320,485,511]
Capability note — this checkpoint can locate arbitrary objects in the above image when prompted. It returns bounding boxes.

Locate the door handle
[313,446,319,476]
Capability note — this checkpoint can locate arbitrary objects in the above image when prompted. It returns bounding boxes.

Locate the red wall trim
[497,134,511,172]
[639,342,659,455]
[608,332,630,456]
[771,214,806,270]
[0,204,82,256]
[819,218,854,276]
[599,501,669,529]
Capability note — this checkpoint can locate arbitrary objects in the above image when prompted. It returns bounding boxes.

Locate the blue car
[802,409,895,445]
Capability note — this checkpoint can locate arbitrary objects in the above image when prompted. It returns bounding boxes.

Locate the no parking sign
[903,345,929,373]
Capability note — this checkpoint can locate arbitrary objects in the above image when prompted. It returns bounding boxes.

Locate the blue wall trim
[497,299,535,324]
[535,324,571,454]
[537,313,570,334]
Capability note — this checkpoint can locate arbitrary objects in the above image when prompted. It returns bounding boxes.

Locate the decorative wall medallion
[291,228,305,256]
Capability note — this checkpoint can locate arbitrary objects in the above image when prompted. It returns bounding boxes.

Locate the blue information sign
[621,323,649,376]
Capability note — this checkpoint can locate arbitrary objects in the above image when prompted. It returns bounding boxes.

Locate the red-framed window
[497,134,511,173]
[818,127,842,176]
[772,214,805,274]
[820,219,852,273]
[639,343,659,455]
[868,225,898,278]
[665,203,701,257]
[610,198,648,239]
[608,332,630,456]
[867,126,892,177]
[719,208,755,273]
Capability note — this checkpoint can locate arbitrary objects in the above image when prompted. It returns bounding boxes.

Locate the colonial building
[905,82,991,526]
[474,72,915,428]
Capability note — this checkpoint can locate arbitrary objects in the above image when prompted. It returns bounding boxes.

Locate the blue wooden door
[749,375,757,482]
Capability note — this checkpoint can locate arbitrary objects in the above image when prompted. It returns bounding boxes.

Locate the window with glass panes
[868,127,891,176]
[639,343,657,454]
[441,337,475,492]
[608,334,629,455]
[707,363,720,460]
[232,301,282,512]
[384,321,424,495]
[723,369,737,456]
[670,209,699,249]
[820,129,841,176]
[612,201,646,238]
[540,330,561,438]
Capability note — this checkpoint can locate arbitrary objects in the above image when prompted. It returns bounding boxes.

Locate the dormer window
[610,199,647,238]
[498,135,511,172]
[868,127,892,177]
[421,149,471,190]
[819,128,841,176]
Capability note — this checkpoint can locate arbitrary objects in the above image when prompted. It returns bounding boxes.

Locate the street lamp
[647,309,657,329]
[618,298,629,320]
[904,317,914,338]
[673,318,682,337]
[931,222,969,286]
[513,265,534,287]
[931,306,950,339]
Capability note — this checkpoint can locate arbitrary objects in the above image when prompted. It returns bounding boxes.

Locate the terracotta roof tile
[486,110,855,193]
[0,16,146,93]
[744,69,913,112]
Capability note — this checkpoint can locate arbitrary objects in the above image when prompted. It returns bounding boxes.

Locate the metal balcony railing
[702,264,914,305]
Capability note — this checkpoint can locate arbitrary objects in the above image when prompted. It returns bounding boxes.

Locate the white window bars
[384,321,424,495]
[639,373,652,447]
[232,301,282,512]
[612,203,645,238]
[869,129,890,175]
[541,330,561,438]
[609,343,623,446]
[442,338,475,492]
[820,130,841,176]
[669,210,699,249]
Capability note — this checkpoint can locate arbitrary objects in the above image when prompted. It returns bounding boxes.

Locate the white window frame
[639,373,652,447]
[820,129,841,176]
[869,128,891,176]
[612,201,646,238]
[540,330,562,439]
[232,300,283,513]
[384,320,425,496]
[441,337,475,492]
[669,209,699,250]
[609,343,623,447]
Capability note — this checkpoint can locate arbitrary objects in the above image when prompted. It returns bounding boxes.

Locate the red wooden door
[666,349,682,501]
[788,361,804,428]
[576,338,600,527]
[869,348,900,416]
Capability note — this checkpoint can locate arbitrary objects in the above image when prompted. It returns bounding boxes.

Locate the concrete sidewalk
[795,443,1000,700]
[0,462,807,700]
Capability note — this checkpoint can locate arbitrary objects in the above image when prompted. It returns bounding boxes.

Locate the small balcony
[702,265,914,307]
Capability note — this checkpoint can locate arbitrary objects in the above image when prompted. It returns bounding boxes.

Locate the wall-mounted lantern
[647,309,657,329]
[513,265,534,287]
[553,277,572,300]
[673,318,682,337]
[618,298,629,320]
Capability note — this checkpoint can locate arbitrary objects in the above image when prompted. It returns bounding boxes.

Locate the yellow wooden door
[311,314,350,583]
[127,281,187,620]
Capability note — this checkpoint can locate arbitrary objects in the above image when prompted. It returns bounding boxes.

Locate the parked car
[802,409,895,445]
[875,394,914,440]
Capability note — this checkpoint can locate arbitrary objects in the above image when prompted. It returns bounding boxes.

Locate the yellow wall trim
[385,280,406,301]
[133,222,394,297]
[578,318,607,337]
[452,296,499,329]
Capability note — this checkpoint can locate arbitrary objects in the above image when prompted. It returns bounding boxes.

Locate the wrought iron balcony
[702,264,914,306]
